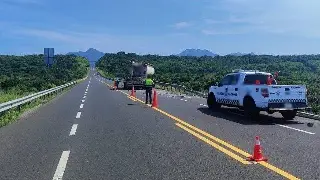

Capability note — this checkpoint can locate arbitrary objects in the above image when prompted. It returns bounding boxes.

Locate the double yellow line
[104,82,300,180]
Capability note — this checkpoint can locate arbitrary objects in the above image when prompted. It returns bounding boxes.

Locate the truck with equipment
[123,61,155,90]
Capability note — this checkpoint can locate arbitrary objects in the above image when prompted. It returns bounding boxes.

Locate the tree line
[96,52,320,113]
[0,54,89,102]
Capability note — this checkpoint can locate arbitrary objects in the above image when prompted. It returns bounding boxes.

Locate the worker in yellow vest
[145,75,154,104]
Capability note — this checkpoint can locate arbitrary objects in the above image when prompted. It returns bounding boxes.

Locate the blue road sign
[44,48,54,66]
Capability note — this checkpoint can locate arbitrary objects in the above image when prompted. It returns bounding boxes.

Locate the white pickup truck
[207,70,308,120]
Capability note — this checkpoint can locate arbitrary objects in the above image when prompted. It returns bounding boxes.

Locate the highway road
[0,70,319,180]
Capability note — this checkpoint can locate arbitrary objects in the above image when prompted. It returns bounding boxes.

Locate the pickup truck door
[227,74,241,106]
[216,75,232,104]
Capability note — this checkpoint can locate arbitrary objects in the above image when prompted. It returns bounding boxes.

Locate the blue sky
[0,0,320,55]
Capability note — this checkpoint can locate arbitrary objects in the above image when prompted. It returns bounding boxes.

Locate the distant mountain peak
[67,48,105,63]
[228,52,255,56]
[178,49,217,57]
[86,48,100,53]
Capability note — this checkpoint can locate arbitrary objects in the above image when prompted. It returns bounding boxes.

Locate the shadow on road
[197,107,304,125]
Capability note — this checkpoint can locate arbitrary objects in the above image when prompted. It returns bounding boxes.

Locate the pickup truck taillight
[261,88,269,98]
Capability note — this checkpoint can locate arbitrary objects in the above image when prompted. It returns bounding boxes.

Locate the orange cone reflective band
[248,136,268,161]
[152,89,158,108]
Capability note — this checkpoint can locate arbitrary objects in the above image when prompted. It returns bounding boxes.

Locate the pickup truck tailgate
[268,85,307,109]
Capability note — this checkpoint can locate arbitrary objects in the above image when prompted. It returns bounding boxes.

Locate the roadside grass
[0,82,82,128]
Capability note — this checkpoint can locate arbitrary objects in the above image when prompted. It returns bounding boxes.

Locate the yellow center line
[110,85,300,180]
[153,107,252,157]
[176,123,251,165]
[258,162,299,180]
[127,95,137,101]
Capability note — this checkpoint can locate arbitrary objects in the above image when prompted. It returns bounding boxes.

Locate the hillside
[96,52,320,113]
[178,49,217,57]
[0,54,89,103]
[67,48,104,63]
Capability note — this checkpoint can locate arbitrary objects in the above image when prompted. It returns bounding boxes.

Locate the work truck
[123,61,155,90]
[207,70,308,120]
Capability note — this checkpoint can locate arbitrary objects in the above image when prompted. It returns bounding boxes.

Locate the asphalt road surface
[0,70,319,180]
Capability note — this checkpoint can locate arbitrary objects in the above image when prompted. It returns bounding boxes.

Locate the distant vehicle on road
[207,70,309,120]
[123,61,155,90]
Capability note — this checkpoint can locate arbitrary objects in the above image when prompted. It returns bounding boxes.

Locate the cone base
[247,156,268,162]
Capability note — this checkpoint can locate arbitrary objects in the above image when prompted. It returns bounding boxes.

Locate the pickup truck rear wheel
[244,98,260,120]
[281,110,297,120]
[207,93,221,111]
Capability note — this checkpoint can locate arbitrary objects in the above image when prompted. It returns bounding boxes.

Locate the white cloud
[204,0,320,37]
[173,21,192,29]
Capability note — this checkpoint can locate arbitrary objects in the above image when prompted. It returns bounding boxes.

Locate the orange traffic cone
[131,86,136,97]
[113,81,117,90]
[152,89,158,108]
[248,136,268,161]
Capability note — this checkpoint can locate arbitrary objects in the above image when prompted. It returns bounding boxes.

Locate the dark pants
[145,87,153,104]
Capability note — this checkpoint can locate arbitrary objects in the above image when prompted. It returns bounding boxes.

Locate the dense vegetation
[96,52,320,113]
[0,54,89,103]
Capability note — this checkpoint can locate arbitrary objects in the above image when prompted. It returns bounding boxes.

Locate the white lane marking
[69,124,78,136]
[80,104,84,109]
[278,124,315,135]
[83,96,86,99]
[184,100,187,102]
[82,100,85,103]
[76,112,81,118]
[180,99,184,101]
[52,151,70,180]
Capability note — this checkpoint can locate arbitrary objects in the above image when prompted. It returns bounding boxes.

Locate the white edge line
[69,124,78,136]
[278,124,315,135]
[83,96,86,99]
[52,150,70,180]
[80,104,84,109]
[76,112,81,118]
[81,100,85,102]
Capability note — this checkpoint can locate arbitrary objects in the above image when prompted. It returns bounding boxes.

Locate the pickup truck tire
[207,93,221,111]
[243,97,260,120]
[281,110,297,120]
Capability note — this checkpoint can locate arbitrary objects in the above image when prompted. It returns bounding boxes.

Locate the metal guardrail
[0,76,87,113]
[155,81,320,120]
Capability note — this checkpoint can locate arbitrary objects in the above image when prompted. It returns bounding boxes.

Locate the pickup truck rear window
[244,74,277,85]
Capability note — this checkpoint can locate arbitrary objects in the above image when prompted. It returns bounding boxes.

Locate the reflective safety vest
[145,78,154,87]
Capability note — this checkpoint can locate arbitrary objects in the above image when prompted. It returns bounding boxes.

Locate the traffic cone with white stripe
[151,89,158,108]
[248,136,268,161]
[131,86,136,98]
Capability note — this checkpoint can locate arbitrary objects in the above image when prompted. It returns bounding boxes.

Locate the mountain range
[67,48,256,62]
